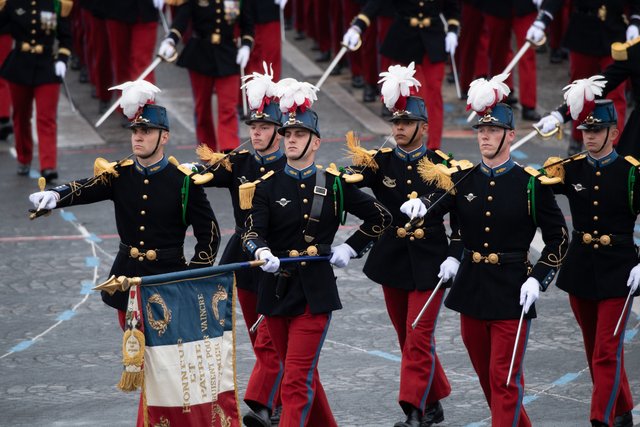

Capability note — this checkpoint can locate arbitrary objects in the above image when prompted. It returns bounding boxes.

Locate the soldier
[401,80,568,426]
[0,19,12,141]
[541,98,639,427]
[81,0,114,113]
[342,0,460,150]
[188,67,285,427]
[245,1,284,80]
[158,0,255,152]
[28,82,220,329]
[343,64,455,427]
[241,80,392,426]
[0,0,73,181]
[527,0,639,154]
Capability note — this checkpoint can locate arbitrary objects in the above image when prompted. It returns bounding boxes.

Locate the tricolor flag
[130,270,240,427]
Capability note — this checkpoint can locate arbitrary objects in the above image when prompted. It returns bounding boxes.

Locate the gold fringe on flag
[344,131,379,171]
[196,145,232,171]
[542,156,565,182]
[117,327,145,392]
[417,157,455,192]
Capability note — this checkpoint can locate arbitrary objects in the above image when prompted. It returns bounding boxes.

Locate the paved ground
[0,28,639,427]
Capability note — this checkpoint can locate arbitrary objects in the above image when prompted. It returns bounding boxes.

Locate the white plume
[109,80,161,119]
[241,62,277,111]
[562,75,607,120]
[275,78,319,113]
[378,62,421,110]
[466,73,510,114]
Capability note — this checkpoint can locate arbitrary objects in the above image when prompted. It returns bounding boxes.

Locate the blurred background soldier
[245,0,285,80]
[0,16,12,142]
[455,0,489,95]
[0,0,73,182]
[80,0,113,113]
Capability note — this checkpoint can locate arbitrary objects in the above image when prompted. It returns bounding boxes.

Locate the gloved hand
[153,0,164,10]
[445,32,458,55]
[329,243,357,268]
[519,277,540,313]
[54,61,66,78]
[158,38,176,59]
[180,162,199,173]
[258,249,280,273]
[29,190,59,210]
[534,111,564,134]
[627,264,640,293]
[400,198,427,219]
[526,20,546,44]
[236,45,251,69]
[438,256,460,281]
[274,0,288,9]
[342,26,361,50]
[531,0,543,8]
[627,24,639,42]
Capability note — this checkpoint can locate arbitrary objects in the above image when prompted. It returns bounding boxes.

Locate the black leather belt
[464,248,528,265]
[274,244,332,258]
[119,242,184,262]
[572,230,633,248]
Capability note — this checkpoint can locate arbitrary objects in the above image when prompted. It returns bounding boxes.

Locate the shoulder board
[168,155,179,166]
[379,147,393,153]
[417,157,454,191]
[238,170,275,210]
[58,0,73,17]
[93,157,133,178]
[236,149,250,155]
[326,163,363,183]
[0,0,6,12]
[624,155,640,168]
[165,0,187,5]
[434,149,454,164]
[524,166,561,185]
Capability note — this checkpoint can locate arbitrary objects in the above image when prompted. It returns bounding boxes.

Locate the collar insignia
[16,8,26,15]
[464,193,477,202]
[276,198,291,207]
[382,176,396,188]
[572,183,585,192]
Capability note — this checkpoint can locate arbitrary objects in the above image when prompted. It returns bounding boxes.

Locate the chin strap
[294,133,313,161]
[264,128,278,151]
[138,129,163,160]
[407,122,420,146]
[487,129,507,160]
[594,127,610,154]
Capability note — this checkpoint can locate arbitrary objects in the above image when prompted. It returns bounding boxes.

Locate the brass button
[485,227,490,232]
[303,214,309,219]
[409,236,415,241]
[490,181,496,186]
[593,216,599,221]
[593,201,598,206]
[300,261,307,266]
[144,179,149,184]
[594,186,599,191]
[31,39,35,43]
[145,250,157,261]
[216,8,221,12]
[593,244,599,249]
[138,256,144,262]
[419,1,424,5]
[407,165,413,170]
[483,242,489,248]
[140,241,145,246]
[303,198,308,204]
[260,167,265,172]
[32,10,36,14]
[600,235,611,245]
[139,226,145,231]
[413,228,424,239]
[289,250,300,257]
[300,183,306,189]
[216,18,221,23]
[593,230,599,235]
[487,196,493,201]
[485,211,491,217]
[307,245,318,256]
[140,210,146,215]
[596,171,601,176]
[418,12,424,17]
[215,28,221,33]
[407,179,412,185]
[31,29,36,34]
[130,247,139,258]
[142,195,148,200]
[397,228,407,238]
[31,19,36,24]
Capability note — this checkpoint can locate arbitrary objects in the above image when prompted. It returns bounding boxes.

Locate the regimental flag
[130,271,240,427]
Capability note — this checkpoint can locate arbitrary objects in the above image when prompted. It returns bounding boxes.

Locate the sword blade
[506,306,525,387]
[510,130,537,152]
[315,46,348,90]
[411,278,445,329]
[450,52,462,99]
[613,288,634,336]
[61,76,77,113]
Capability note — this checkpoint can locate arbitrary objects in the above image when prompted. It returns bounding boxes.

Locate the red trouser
[0,34,11,118]
[484,12,537,109]
[237,288,283,410]
[105,20,157,84]
[266,308,337,427]
[383,287,451,412]
[313,0,330,52]
[188,70,240,152]
[71,3,85,68]
[569,52,626,144]
[460,315,531,427]
[9,82,60,170]
[457,2,489,91]
[85,11,113,101]
[413,57,445,150]
[247,21,282,80]
[569,295,634,425]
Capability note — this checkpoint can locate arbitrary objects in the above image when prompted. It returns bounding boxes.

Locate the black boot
[41,169,58,183]
[0,118,12,141]
[351,75,365,88]
[16,163,30,176]
[505,92,518,106]
[613,411,633,427]
[243,407,271,427]
[270,405,282,424]
[363,84,378,103]
[522,107,541,121]
[315,51,331,62]
[394,406,422,427]
[421,401,444,426]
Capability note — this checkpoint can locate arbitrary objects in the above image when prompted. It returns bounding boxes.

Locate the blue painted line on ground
[511,150,528,160]
[85,257,99,267]
[85,233,102,243]
[444,103,455,113]
[60,211,77,222]
[624,328,638,343]
[368,350,401,362]
[464,422,487,427]
[28,170,40,179]
[523,395,539,405]
[552,372,580,386]
[56,310,76,321]
[80,280,95,295]
[10,340,34,353]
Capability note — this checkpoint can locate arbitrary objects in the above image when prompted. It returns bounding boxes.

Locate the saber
[411,278,445,329]
[250,315,264,334]
[61,76,77,113]
[506,306,526,387]
[450,52,462,99]
[240,64,248,118]
[315,38,362,90]
[613,287,634,336]
[280,7,285,42]
[95,57,164,128]
[158,7,170,35]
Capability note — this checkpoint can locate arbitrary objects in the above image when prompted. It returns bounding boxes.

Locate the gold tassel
[196,144,232,171]
[344,131,378,171]
[59,0,73,17]
[417,157,454,192]
[543,157,565,182]
[117,327,145,392]
[238,182,256,210]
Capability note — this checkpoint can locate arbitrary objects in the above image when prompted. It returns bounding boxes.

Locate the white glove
[258,249,280,273]
[158,38,176,59]
[153,0,164,10]
[627,24,639,42]
[342,26,361,50]
[532,0,543,8]
[627,264,640,294]
[274,0,288,9]
[438,256,460,281]
[526,21,546,44]
[445,32,458,55]
[180,162,198,172]
[29,190,59,210]
[534,110,564,134]
[54,61,66,78]
[236,45,250,69]
[329,243,357,268]
[400,198,427,219]
[519,277,540,313]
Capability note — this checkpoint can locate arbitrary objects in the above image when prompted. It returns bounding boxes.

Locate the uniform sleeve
[55,3,74,64]
[529,182,569,290]
[241,183,270,258]
[350,0,383,33]
[447,210,464,259]
[537,0,565,27]
[186,181,220,266]
[443,0,461,34]
[52,176,114,207]
[167,2,190,44]
[600,59,633,99]
[201,161,235,188]
[239,0,255,48]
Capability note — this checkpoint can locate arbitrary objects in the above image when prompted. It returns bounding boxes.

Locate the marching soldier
[28,82,220,330]
[158,0,255,152]
[342,0,461,149]
[343,65,455,427]
[241,79,392,426]
[0,0,73,181]
[541,98,639,427]
[402,80,568,426]
[81,0,114,113]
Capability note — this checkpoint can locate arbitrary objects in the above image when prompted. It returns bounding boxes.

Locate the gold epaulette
[417,157,454,191]
[93,157,133,177]
[239,170,275,210]
[164,0,187,5]
[195,144,233,172]
[611,36,640,61]
[326,163,363,183]
[434,149,453,163]
[0,0,6,12]
[542,156,566,182]
[524,166,562,185]
[430,159,474,177]
[58,0,73,17]
[625,155,640,167]
[344,131,380,171]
